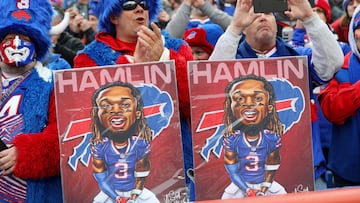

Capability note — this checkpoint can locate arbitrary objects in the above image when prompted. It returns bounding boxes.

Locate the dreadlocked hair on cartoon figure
[222,74,284,137]
[89,81,153,145]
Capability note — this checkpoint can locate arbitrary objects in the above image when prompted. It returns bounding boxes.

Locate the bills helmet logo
[11,9,32,22]
[63,84,174,171]
[137,84,174,139]
[198,79,305,161]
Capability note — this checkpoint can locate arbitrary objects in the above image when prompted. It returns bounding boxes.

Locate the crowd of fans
[0,0,358,202]
[50,0,360,194]
[54,0,360,192]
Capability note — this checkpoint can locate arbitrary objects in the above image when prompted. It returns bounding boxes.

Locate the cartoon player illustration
[221,74,287,199]
[89,81,160,203]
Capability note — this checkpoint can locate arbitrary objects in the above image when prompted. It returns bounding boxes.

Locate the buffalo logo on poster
[62,84,174,171]
[198,78,305,161]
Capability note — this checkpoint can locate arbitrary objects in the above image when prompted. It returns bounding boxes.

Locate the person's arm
[9,92,60,179]
[209,27,242,60]
[164,0,193,38]
[224,150,249,193]
[129,155,151,201]
[92,153,118,200]
[284,0,344,81]
[198,0,232,30]
[91,138,121,201]
[302,14,344,81]
[134,23,165,63]
[318,76,360,125]
[260,149,281,194]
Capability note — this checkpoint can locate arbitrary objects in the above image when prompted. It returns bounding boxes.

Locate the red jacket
[318,52,360,125]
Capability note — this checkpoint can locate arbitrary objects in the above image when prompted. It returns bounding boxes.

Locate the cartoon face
[96,86,141,132]
[229,79,273,125]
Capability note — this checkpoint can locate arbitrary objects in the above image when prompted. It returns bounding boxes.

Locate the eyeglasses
[122,0,148,11]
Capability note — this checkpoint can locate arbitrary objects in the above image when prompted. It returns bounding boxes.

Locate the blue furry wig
[90,0,162,36]
[0,0,53,62]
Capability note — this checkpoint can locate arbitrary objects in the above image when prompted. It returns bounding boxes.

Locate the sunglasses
[122,0,149,11]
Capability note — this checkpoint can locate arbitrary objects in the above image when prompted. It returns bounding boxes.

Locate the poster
[55,61,187,203]
[188,56,314,201]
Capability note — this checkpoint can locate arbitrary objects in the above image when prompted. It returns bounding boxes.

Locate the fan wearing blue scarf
[318,5,360,188]
[0,0,62,202]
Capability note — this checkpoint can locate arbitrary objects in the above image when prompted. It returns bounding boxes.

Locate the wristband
[256,191,265,196]
[130,189,142,195]
[224,164,248,192]
[261,182,272,188]
[134,170,150,177]
[265,164,280,170]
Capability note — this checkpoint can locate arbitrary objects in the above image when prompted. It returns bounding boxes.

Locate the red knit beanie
[315,0,332,23]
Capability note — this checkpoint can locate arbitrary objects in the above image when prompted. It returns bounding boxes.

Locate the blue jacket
[1,65,62,203]
[236,37,326,179]
[324,53,360,182]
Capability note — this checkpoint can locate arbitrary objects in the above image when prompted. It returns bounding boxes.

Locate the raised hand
[134,22,164,63]
[229,0,262,35]
[285,0,313,22]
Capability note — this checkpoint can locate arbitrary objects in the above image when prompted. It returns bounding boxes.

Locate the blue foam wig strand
[90,0,162,36]
[0,0,53,62]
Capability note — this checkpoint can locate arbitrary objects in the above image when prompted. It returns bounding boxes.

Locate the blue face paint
[0,35,36,67]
